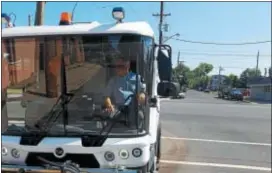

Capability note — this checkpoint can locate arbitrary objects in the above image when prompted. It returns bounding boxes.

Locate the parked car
[218,86,231,99]
[178,92,186,99]
[229,89,243,101]
[204,88,210,93]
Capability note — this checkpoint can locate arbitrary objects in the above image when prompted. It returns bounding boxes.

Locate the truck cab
[1,8,173,173]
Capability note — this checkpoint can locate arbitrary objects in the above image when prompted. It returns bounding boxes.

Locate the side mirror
[157,81,180,97]
[153,44,172,82]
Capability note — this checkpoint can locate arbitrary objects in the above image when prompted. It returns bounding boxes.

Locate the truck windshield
[2,34,149,137]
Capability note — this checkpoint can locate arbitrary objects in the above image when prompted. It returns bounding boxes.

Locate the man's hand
[104,97,115,113]
[105,104,115,113]
[138,93,146,104]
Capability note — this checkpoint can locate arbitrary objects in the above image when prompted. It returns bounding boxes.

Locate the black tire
[140,159,156,173]
[140,165,148,173]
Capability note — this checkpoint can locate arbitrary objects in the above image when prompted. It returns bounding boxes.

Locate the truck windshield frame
[1,33,155,138]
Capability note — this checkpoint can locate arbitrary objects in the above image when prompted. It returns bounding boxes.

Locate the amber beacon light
[59,12,72,25]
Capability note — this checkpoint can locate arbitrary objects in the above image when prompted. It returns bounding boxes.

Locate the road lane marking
[159,98,171,101]
[161,160,271,171]
[9,121,25,124]
[162,136,271,147]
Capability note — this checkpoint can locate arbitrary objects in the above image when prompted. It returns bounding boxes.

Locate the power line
[173,38,271,45]
[71,2,78,21]
[172,53,271,60]
[175,48,271,54]
[179,58,261,62]
[215,66,245,69]
[172,51,271,57]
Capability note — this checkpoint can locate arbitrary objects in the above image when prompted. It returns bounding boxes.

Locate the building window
[45,37,57,58]
[264,86,271,93]
[2,39,15,63]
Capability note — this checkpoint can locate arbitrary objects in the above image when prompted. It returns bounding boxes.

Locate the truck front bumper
[2,164,140,173]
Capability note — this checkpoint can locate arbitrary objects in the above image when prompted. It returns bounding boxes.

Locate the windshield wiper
[34,53,74,135]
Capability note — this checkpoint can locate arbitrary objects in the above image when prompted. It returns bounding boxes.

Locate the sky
[1,1,271,76]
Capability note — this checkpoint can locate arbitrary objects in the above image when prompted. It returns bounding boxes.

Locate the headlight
[11,148,20,158]
[119,149,129,159]
[2,147,8,156]
[132,148,142,158]
[104,151,115,162]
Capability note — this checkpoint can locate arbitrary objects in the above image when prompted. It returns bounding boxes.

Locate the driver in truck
[103,57,146,113]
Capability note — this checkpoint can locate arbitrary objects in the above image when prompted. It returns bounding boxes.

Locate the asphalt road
[160,90,271,173]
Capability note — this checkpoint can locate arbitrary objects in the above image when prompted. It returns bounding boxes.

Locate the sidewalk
[243,97,271,104]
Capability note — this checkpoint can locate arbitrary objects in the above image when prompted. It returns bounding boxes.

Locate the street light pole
[163,33,180,43]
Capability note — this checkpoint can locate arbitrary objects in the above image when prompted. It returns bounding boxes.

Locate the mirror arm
[149,96,158,107]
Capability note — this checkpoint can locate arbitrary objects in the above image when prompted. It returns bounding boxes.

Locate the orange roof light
[59,12,71,25]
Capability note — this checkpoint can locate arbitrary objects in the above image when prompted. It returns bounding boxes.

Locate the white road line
[8,121,25,125]
[162,136,271,147]
[161,160,271,171]
[159,98,171,101]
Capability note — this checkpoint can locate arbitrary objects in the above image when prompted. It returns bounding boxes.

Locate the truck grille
[25,152,100,168]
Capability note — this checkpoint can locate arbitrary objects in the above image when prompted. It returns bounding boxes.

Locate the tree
[228,74,239,87]
[187,63,213,89]
[239,68,261,88]
[172,62,214,89]
[240,68,261,78]
[193,63,213,77]
[172,64,190,78]
[172,63,191,86]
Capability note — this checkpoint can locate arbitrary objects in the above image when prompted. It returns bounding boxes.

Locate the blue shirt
[104,72,146,106]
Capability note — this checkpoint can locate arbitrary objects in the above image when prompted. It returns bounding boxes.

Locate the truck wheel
[140,156,156,173]
[140,165,148,173]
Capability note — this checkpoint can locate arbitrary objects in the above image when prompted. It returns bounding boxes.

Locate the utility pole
[34,1,45,89]
[177,51,180,66]
[218,66,224,91]
[152,1,171,45]
[264,68,267,77]
[35,1,45,26]
[256,50,259,76]
[159,1,164,45]
[28,14,32,26]
[176,51,185,66]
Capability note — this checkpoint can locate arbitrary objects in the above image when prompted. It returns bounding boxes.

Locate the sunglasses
[114,64,127,68]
